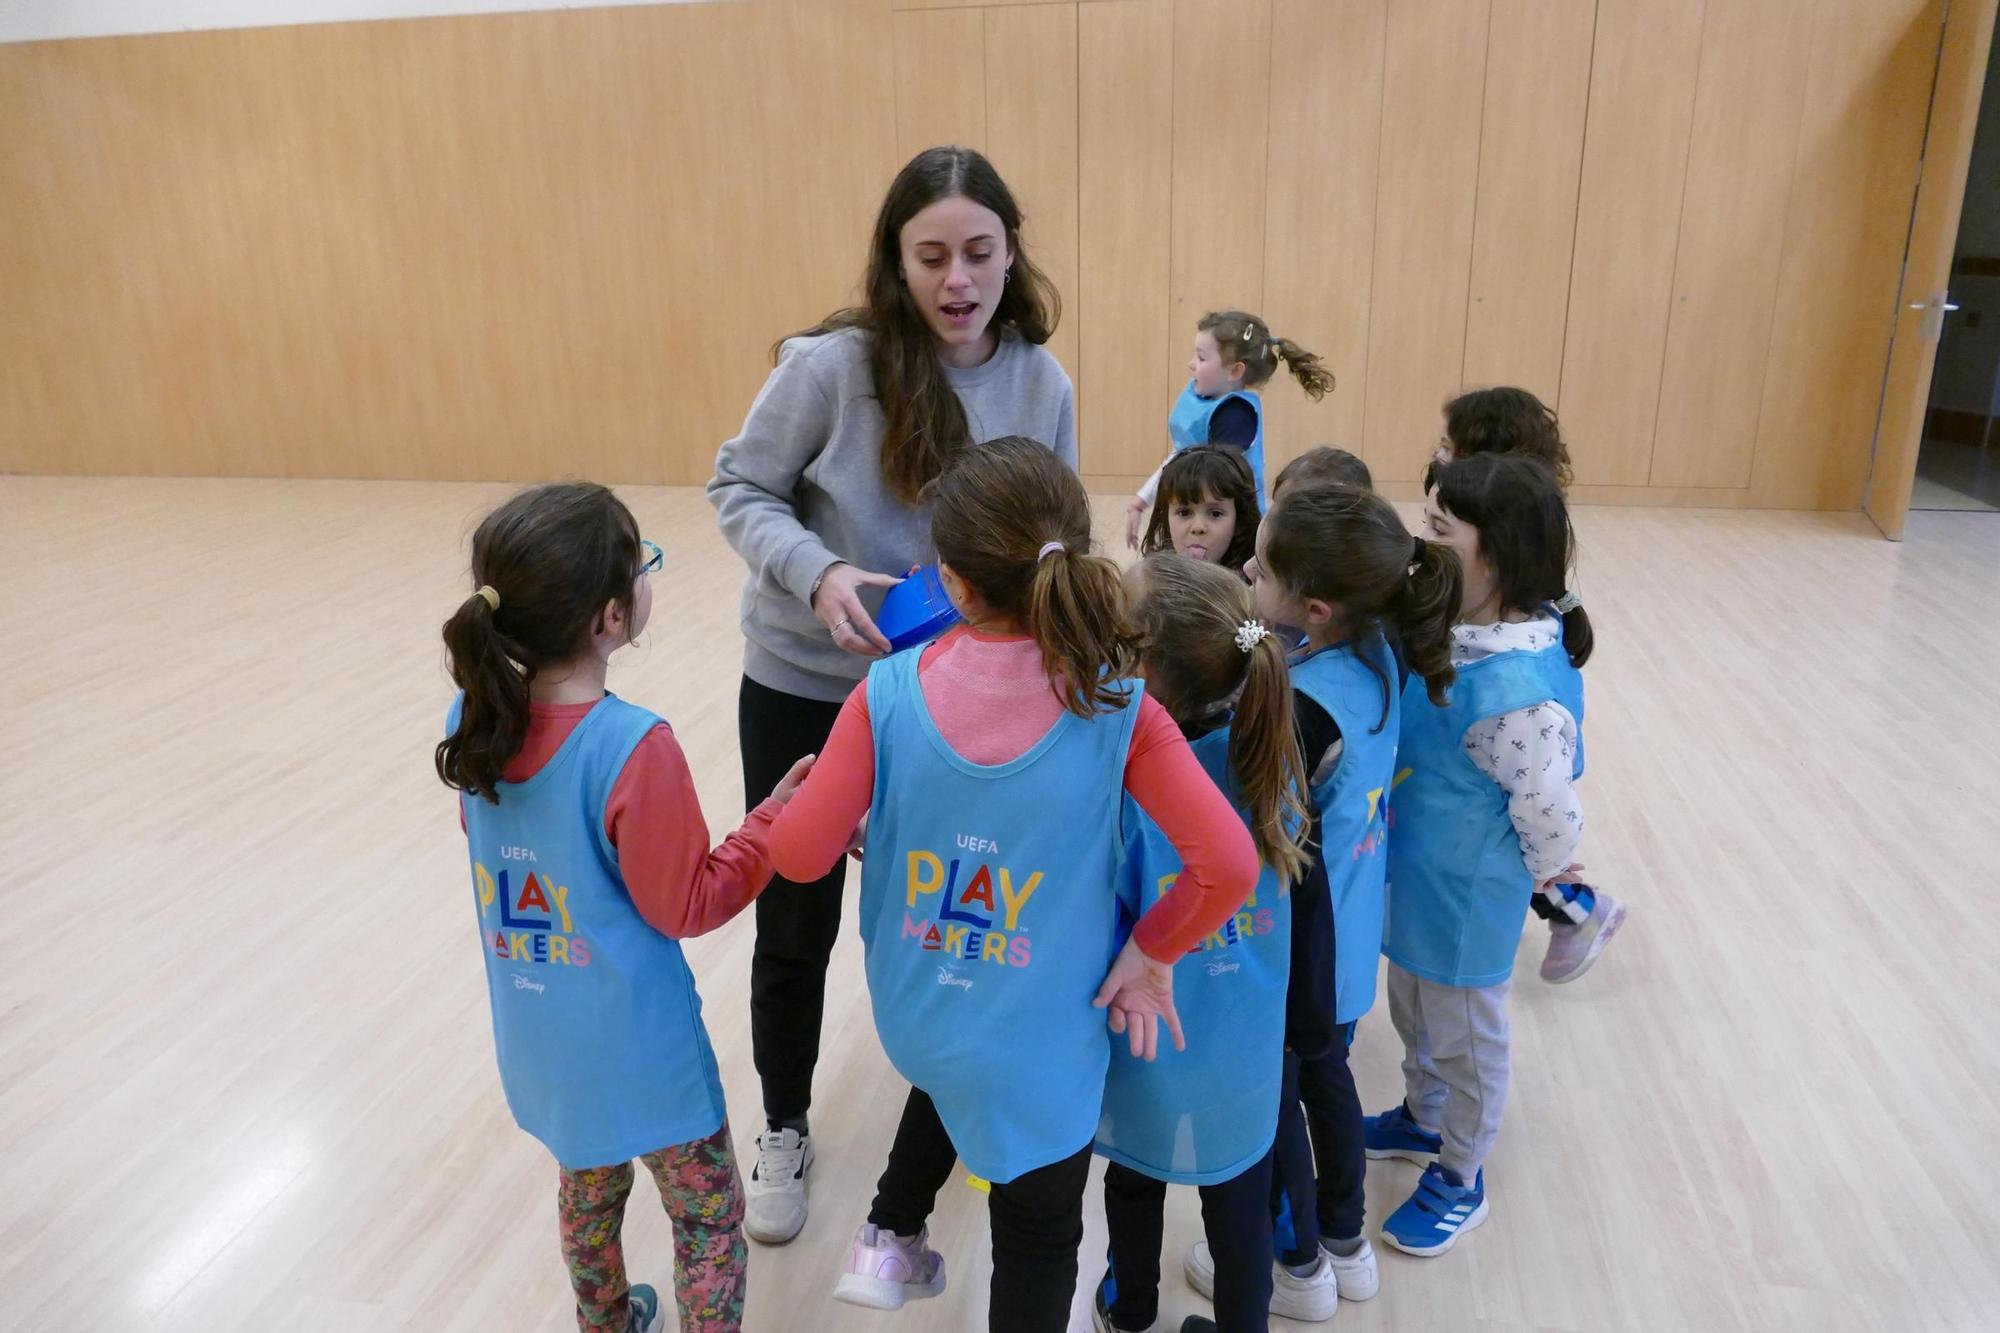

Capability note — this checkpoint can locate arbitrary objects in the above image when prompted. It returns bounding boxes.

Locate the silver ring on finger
[830,618,851,635]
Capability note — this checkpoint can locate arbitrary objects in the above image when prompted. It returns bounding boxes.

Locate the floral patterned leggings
[556,1122,747,1332]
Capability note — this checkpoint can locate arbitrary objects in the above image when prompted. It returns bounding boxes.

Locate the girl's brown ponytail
[1229,625,1311,885]
[1026,544,1143,717]
[1272,336,1335,400]
[437,591,534,803]
[1391,539,1463,706]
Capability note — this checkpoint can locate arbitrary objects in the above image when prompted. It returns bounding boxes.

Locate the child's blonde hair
[1130,554,1310,885]
[1198,310,1335,399]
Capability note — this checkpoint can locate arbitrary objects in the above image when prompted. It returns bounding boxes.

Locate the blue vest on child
[1095,727,1290,1186]
[1384,643,1586,988]
[1168,381,1266,502]
[451,694,726,1170]
[859,649,1141,1184]
[1291,637,1401,1024]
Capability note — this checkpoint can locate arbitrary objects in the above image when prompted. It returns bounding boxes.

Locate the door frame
[1868,0,2000,539]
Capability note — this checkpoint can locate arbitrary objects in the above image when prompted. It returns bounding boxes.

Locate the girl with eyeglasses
[435,482,816,1333]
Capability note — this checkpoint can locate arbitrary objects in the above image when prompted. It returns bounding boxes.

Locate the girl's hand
[1535,861,1588,895]
[1123,498,1147,551]
[771,753,816,803]
[845,815,868,862]
[812,562,902,657]
[1092,937,1186,1061]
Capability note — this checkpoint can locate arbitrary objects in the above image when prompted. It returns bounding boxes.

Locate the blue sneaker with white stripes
[1382,1163,1488,1257]
[626,1284,666,1333]
[1363,1102,1443,1165]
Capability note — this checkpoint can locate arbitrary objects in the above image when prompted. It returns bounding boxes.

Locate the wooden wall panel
[1558,0,1705,486]
[1750,0,1941,509]
[984,3,1080,390]
[1649,0,1814,489]
[1361,0,1488,483]
[1459,0,1594,404]
[1168,0,1271,420]
[1078,0,1173,480]
[891,7,986,157]
[893,0,1044,9]
[0,0,899,485]
[1258,0,1386,474]
[0,0,1952,512]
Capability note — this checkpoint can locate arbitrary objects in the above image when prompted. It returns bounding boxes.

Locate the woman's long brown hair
[783,146,1060,504]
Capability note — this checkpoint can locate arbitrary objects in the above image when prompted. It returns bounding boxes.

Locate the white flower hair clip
[1234,619,1271,653]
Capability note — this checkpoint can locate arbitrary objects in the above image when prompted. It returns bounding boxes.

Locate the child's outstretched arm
[610,727,814,939]
[769,685,875,883]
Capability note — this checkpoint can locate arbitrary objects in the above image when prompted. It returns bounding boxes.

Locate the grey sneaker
[1541,891,1626,983]
[744,1128,813,1244]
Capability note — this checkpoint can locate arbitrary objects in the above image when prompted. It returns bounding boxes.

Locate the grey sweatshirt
[707,326,1077,702]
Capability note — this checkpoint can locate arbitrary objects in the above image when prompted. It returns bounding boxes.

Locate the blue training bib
[858,650,1141,1184]
[452,694,727,1170]
[1385,642,1585,988]
[1095,727,1290,1185]
[1291,637,1401,1024]
[1168,381,1266,503]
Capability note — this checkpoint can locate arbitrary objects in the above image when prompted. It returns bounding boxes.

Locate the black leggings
[868,1087,1093,1333]
[1290,1029,1367,1247]
[1101,1152,1275,1333]
[738,674,850,1126]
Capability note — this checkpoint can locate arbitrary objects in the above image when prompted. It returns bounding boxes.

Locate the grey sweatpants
[1385,961,1511,1182]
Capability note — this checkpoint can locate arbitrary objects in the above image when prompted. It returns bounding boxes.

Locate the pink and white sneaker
[831,1223,947,1310]
[1541,891,1626,984]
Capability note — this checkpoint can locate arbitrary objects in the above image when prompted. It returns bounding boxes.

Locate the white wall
[0,0,720,45]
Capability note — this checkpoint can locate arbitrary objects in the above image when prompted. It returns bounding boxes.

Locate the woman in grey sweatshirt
[705,145,1076,1247]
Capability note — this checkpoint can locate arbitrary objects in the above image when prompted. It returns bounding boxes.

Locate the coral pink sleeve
[768,684,877,884]
[605,725,784,939]
[1124,695,1260,962]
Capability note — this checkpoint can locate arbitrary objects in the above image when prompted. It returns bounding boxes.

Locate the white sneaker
[1325,1239,1379,1301]
[744,1128,813,1244]
[1184,1241,1338,1322]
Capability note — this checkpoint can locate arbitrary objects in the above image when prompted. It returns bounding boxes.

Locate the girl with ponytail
[1185,479,1462,1317]
[1124,308,1337,547]
[436,482,816,1333]
[768,436,1259,1330]
[1358,453,1600,1259]
[1092,554,1311,1333]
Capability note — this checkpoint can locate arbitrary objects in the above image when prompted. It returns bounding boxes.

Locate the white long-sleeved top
[1452,615,1583,881]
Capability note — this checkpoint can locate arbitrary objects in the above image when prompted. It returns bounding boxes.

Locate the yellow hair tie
[475,585,500,611]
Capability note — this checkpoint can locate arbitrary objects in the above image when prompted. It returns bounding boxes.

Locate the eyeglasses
[638,539,664,576]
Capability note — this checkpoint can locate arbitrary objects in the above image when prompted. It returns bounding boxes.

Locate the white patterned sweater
[1453,614,1583,882]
